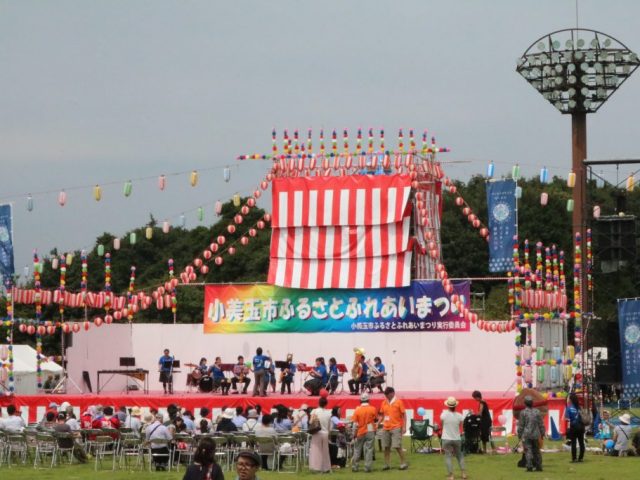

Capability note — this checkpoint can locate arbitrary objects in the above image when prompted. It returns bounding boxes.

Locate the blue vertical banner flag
[486,179,517,272]
[0,204,15,282]
[618,299,640,399]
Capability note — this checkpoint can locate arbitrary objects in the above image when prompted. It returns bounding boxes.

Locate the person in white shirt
[124,407,143,435]
[196,407,213,434]
[1,405,26,432]
[146,414,173,471]
[309,397,332,473]
[439,397,467,480]
[233,406,248,429]
[243,409,259,432]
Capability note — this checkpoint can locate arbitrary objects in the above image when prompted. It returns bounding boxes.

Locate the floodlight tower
[516,29,639,313]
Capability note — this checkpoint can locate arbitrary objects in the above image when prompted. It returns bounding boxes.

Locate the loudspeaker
[595,363,620,384]
[82,370,93,393]
[593,216,637,272]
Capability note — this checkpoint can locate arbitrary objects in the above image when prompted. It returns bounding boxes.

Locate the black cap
[236,450,261,467]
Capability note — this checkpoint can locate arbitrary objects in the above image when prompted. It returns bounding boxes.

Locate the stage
[0,390,568,435]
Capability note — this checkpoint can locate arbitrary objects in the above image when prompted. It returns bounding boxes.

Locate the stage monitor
[172,360,180,369]
[120,357,136,367]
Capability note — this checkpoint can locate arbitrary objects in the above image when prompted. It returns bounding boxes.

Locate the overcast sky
[2,0,640,277]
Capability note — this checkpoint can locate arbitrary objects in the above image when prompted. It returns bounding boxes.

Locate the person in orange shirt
[351,393,378,472]
[378,386,408,470]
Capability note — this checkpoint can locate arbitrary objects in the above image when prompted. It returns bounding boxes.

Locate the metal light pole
[517,28,639,313]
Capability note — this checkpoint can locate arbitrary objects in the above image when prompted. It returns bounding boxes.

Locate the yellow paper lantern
[145,227,153,240]
[190,170,199,187]
[567,171,576,188]
[233,194,241,207]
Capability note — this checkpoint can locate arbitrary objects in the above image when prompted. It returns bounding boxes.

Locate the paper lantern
[234,214,243,224]
[227,224,236,234]
[487,161,495,178]
[247,198,256,208]
[455,197,464,207]
[113,237,121,250]
[162,221,170,234]
[51,257,59,270]
[94,317,103,327]
[539,192,548,206]
[256,220,265,230]
[27,194,34,212]
[123,180,132,197]
[223,166,231,182]
[61,323,71,334]
[215,256,223,265]
[567,171,576,188]
[197,207,204,222]
[145,226,153,240]
[93,185,102,201]
[217,235,226,245]
[253,190,261,199]
[210,243,219,253]
[515,186,522,199]
[97,244,105,257]
[241,205,250,215]
[263,213,271,223]
[240,236,249,246]
[228,247,236,255]
[66,253,73,265]
[626,174,635,192]
[233,194,241,207]
[158,174,166,190]
[130,232,137,245]
[593,205,601,219]
[190,170,199,187]
[249,228,257,237]
[566,199,574,212]
[180,214,186,228]
[512,164,520,181]
[539,167,549,184]
[215,201,223,216]
[58,190,67,206]
[72,323,80,333]
[200,265,209,275]
[83,321,90,331]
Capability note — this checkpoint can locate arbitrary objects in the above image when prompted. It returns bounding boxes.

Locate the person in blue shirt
[565,393,585,462]
[158,349,174,394]
[209,356,230,395]
[327,357,339,394]
[252,347,270,397]
[369,357,387,393]
[280,353,297,394]
[304,357,327,396]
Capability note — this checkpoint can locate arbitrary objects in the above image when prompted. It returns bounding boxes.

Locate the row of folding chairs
[0,429,79,468]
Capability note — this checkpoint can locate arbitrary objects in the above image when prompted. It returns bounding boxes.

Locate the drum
[191,368,203,381]
[199,375,213,393]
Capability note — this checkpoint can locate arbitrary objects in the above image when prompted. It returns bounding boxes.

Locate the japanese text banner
[203,280,470,334]
[618,298,640,399]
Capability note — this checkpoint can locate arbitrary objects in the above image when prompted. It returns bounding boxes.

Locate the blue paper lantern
[487,161,495,178]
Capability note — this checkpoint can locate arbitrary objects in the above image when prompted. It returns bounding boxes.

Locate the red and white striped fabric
[268,174,414,289]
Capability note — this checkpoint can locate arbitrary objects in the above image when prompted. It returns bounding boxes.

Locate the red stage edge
[0,391,567,435]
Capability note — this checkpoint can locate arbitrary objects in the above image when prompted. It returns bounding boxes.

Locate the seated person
[187,357,208,387]
[327,358,339,394]
[52,412,88,463]
[304,357,327,396]
[209,357,230,395]
[610,413,633,456]
[216,408,238,433]
[145,414,173,471]
[368,357,386,393]
[231,356,251,394]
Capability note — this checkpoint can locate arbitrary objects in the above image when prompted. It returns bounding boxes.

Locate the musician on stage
[252,347,270,397]
[158,348,174,395]
[327,357,339,394]
[187,357,208,387]
[369,357,386,393]
[280,353,296,394]
[209,356,231,395]
[304,357,327,396]
[348,354,369,395]
[231,355,251,394]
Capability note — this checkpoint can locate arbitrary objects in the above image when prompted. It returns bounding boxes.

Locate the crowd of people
[2,388,639,477]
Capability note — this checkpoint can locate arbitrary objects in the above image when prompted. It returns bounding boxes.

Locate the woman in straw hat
[611,413,633,456]
[440,397,467,480]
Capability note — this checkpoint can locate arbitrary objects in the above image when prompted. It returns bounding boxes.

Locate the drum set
[185,363,214,393]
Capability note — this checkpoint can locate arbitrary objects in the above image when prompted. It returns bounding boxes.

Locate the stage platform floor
[0,390,568,434]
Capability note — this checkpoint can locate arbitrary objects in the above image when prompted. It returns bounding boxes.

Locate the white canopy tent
[0,344,63,395]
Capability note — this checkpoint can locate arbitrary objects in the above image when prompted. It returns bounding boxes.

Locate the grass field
[1,440,638,480]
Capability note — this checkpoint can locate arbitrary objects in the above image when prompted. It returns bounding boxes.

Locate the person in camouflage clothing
[516,396,546,472]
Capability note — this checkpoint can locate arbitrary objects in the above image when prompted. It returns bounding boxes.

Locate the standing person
[351,393,377,473]
[517,395,545,472]
[231,356,251,394]
[159,348,174,395]
[308,397,332,473]
[234,451,261,480]
[182,437,225,480]
[440,397,467,480]
[472,390,493,453]
[252,348,269,397]
[378,386,408,470]
[565,393,586,463]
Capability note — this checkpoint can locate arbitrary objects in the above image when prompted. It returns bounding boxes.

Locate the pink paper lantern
[240,236,249,246]
[217,235,226,245]
[227,225,236,234]
[200,265,209,275]
[215,256,223,265]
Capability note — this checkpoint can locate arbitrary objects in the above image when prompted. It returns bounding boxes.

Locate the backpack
[579,408,592,426]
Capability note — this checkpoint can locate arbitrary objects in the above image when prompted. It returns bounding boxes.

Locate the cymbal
[184,362,198,368]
